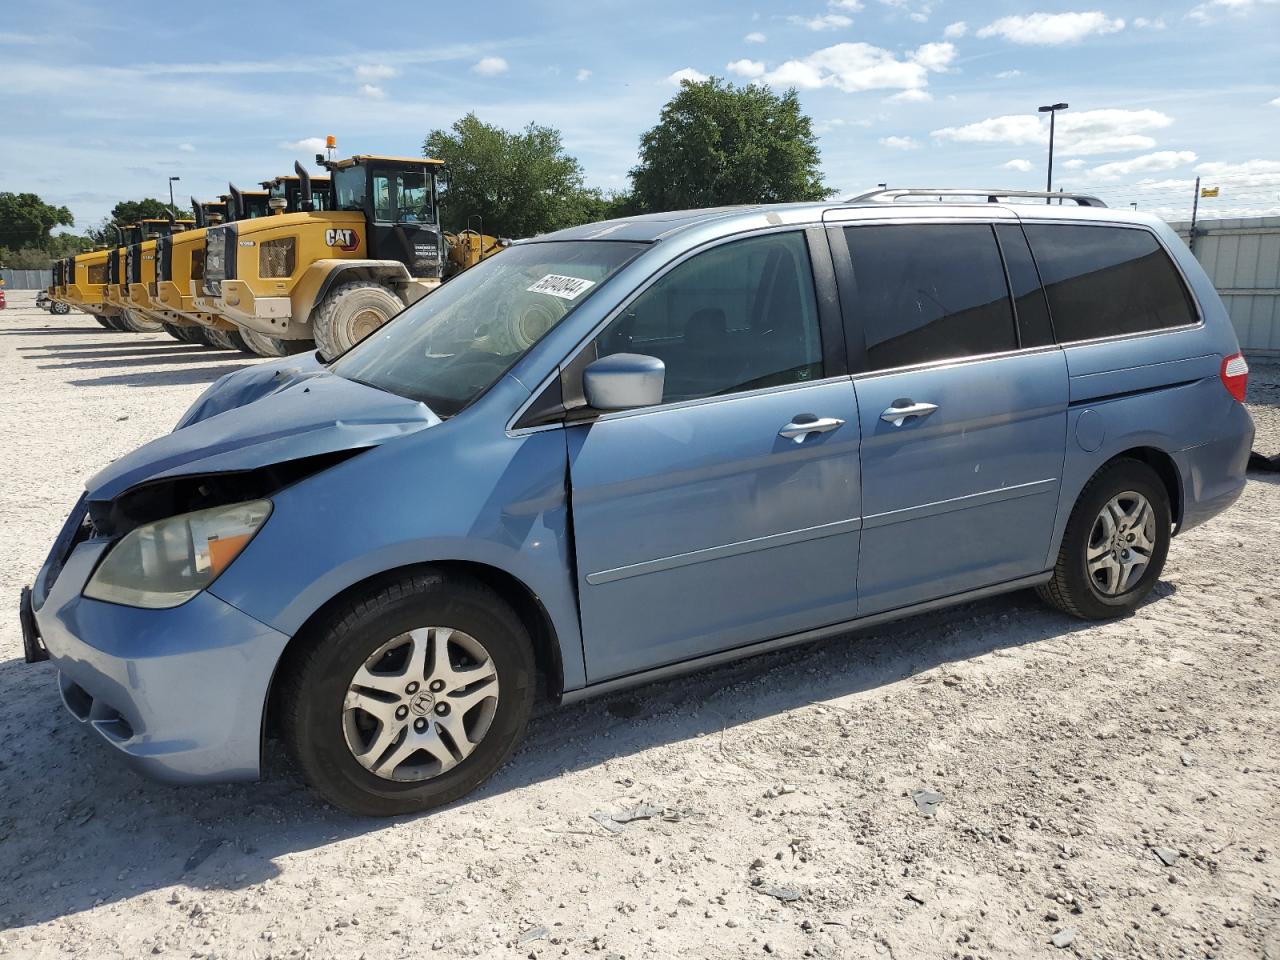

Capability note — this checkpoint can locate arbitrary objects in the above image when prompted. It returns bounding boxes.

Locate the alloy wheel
[342,627,500,782]
[1086,490,1156,596]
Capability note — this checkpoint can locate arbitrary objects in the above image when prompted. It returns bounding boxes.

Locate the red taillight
[1220,353,1249,402]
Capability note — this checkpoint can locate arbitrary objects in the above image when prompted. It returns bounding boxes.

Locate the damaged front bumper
[26,501,290,784]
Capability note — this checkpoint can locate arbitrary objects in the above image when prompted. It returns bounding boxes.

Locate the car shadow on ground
[0,585,1133,931]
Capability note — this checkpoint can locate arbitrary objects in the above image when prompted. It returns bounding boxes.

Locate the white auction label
[527,274,595,300]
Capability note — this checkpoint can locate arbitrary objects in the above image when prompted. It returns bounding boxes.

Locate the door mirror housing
[582,354,665,411]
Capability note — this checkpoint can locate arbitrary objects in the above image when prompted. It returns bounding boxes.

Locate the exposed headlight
[84,500,271,609]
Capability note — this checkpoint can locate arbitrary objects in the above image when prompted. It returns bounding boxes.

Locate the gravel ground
[1,291,1278,960]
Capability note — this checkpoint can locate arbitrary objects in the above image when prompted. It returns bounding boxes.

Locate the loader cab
[325,155,445,279]
[261,174,332,213]
[221,189,270,222]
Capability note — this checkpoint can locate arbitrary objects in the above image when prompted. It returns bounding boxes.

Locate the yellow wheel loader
[62,248,120,327]
[200,156,505,357]
[126,218,197,334]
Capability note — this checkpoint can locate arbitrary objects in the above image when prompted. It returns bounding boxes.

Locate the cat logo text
[325,229,360,252]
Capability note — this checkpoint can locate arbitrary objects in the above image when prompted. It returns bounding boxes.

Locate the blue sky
[2,0,1278,231]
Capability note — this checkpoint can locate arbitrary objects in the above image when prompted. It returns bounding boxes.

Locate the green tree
[425,114,601,237]
[108,198,174,226]
[0,192,74,251]
[629,77,833,213]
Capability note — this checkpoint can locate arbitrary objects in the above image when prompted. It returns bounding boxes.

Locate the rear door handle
[779,415,845,442]
[880,400,939,427]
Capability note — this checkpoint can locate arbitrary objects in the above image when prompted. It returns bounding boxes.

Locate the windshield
[334,165,366,212]
[331,240,646,416]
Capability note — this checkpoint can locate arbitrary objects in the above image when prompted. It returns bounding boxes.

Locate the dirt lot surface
[1,291,1277,960]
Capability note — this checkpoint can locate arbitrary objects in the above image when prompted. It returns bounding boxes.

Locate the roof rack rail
[847,187,1107,208]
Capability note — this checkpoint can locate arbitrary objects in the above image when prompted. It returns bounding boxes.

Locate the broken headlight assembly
[83,500,272,609]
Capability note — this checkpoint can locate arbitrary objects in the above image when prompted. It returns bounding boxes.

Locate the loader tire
[159,321,189,342]
[312,281,403,359]
[200,327,236,350]
[241,329,313,358]
[120,309,164,333]
[93,315,113,329]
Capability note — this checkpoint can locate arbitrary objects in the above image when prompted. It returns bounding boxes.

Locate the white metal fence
[1170,216,1280,356]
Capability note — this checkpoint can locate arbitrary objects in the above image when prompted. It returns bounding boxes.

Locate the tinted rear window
[1023,224,1197,342]
[844,224,1017,371]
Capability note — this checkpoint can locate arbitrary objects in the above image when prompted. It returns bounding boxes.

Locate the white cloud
[1089,150,1197,180]
[281,137,328,152]
[830,0,863,8]
[1003,158,1034,172]
[354,64,396,81]
[178,142,196,153]
[791,13,854,30]
[994,69,1023,80]
[814,117,873,132]
[471,56,508,76]
[977,12,1125,45]
[1133,17,1167,28]
[576,68,592,82]
[667,67,709,86]
[727,59,767,78]
[358,83,386,99]
[1190,0,1279,23]
[931,108,1174,156]
[910,41,955,71]
[880,135,919,149]
[1063,158,1087,169]
[943,21,968,37]
[762,41,950,94]
[1195,158,1280,177]
[888,88,932,103]
[1270,96,1280,107]
[744,31,767,43]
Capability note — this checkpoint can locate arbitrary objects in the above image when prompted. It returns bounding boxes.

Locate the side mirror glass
[582,353,665,411]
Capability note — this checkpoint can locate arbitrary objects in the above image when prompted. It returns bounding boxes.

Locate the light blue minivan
[23,189,1254,815]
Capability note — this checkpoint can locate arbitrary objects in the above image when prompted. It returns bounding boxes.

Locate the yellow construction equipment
[200,156,506,357]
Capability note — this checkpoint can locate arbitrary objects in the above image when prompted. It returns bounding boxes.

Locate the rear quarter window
[1023,223,1198,343]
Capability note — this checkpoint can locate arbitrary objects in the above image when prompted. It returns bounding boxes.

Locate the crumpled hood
[87,358,439,502]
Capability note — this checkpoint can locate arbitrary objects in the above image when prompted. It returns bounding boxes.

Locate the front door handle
[880,400,939,427]
[779,415,845,442]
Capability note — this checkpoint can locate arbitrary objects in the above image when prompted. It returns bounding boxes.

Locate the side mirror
[582,353,665,411]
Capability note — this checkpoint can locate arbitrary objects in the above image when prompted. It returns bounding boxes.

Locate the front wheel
[312,281,403,359]
[1037,459,1171,620]
[52,301,72,315]
[281,572,535,816]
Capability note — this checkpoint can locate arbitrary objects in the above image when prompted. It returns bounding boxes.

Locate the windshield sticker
[527,274,595,300]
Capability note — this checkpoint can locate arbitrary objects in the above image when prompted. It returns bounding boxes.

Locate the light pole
[1037,102,1068,203]
[168,176,181,215]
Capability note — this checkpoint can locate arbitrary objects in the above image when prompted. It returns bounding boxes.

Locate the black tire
[281,572,536,817]
[240,329,313,357]
[223,329,254,354]
[52,301,72,316]
[93,314,113,329]
[312,281,403,359]
[1037,458,1171,620]
[159,321,189,342]
[119,308,164,333]
[200,327,237,350]
[104,313,130,331]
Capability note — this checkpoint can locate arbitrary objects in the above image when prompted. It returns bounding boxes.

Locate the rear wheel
[281,572,535,817]
[119,309,164,333]
[51,301,72,316]
[1037,459,1171,620]
[312,281,403,359]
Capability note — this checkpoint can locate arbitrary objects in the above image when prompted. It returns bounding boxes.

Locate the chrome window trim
[847,342,1061,382]
[505,222,830,436]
